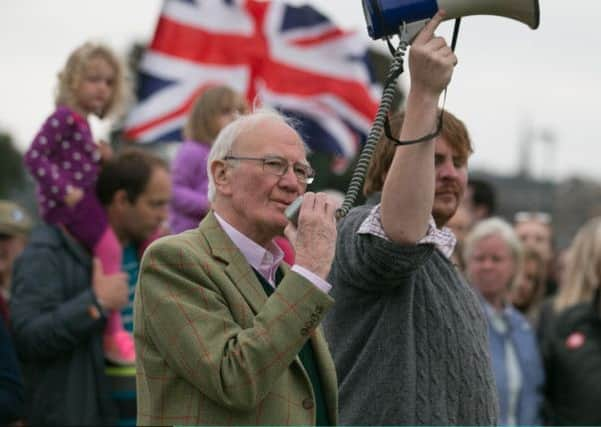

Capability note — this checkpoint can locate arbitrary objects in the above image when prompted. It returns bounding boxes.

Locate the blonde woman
[512,248,547,325]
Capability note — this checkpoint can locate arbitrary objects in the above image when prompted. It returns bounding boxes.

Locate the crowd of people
[1,15,601,427]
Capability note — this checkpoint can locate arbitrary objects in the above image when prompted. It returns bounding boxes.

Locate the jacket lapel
[200,211,267,314]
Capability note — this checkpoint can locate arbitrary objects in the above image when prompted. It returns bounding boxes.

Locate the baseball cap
[0,201,33,236]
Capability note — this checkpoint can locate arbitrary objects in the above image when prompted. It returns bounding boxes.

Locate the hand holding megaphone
[287,192,338,280]
[409,11,457,96]
[336,0,540,222]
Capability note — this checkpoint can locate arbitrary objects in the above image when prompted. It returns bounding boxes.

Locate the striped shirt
[357,202,456,259]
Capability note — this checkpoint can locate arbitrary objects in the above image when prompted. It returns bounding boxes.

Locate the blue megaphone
[362,0,540,40]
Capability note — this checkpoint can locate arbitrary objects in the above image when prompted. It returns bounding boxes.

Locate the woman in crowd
[512,248,547,326]
[464,217,544,426]
[513,211,556,297]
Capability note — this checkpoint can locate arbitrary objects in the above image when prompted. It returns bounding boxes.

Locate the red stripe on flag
[261,59,378,120]
[151,16,265,65]
[243,0,270,104]
[290,28,349,47]
[123,83,218,141]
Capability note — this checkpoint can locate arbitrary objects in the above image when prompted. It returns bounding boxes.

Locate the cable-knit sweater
[323,201,499,426]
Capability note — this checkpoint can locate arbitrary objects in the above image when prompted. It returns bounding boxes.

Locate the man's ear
[211,160,233,196]
[112,189,130,209]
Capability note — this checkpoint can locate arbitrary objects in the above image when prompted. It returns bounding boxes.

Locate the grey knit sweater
[323,200,499,426]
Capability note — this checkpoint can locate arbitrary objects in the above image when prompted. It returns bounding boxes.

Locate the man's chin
[137,228,157,243]
[262,212,287,232]
[433,203,458,225]
[435,193,458,203]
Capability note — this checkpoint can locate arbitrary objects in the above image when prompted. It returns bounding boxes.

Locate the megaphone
[362,0,540,40]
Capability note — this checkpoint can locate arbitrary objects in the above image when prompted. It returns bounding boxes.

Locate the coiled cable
[335,33,409,220]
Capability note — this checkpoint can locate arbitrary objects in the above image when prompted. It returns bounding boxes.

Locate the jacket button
[302,397,314,410]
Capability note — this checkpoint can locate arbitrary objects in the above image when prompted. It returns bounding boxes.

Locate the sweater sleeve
[170,142,210,217]
[329,205,435,292]
[24,108,75,200]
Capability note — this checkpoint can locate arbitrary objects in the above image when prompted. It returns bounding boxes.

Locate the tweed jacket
[134,211,338,425]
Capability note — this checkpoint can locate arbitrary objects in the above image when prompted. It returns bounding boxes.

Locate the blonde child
[24,42,134,364]
[169,85,248,233]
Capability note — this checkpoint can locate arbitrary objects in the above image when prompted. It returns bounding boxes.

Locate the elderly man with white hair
[134,107,339,426]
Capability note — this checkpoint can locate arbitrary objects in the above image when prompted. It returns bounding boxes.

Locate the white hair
[463,217,524,290]
[206,107,306,201]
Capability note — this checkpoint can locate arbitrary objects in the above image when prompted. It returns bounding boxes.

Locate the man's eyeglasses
[514,211,552,225]
[224,155,316,184]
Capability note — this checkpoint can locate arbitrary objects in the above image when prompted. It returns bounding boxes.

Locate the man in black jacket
[10,149,171,426]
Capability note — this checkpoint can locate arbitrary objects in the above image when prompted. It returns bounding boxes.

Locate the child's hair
[55,41,127,119]
[183,85,247,143]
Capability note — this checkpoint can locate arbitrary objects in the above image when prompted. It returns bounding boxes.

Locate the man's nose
[480,258,495,270]
[439,159,459,178]
[279,166,302,191]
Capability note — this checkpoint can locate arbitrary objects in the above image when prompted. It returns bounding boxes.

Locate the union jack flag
[123,0,381,161]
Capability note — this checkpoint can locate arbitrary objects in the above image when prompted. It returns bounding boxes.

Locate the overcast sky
[1,0,600,182]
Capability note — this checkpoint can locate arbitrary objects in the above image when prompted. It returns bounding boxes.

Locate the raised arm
[381,11,456,244]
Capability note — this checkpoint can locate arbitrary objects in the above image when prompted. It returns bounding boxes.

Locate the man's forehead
[435,139,468,164]
[140,168,170,195]
[237,118,305,153]
[516,221,551,234]
[435,137,458,154]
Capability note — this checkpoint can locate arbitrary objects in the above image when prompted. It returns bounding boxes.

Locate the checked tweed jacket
[134,211,338,425]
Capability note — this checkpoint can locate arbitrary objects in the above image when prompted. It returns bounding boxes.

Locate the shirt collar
[214,212,284,284]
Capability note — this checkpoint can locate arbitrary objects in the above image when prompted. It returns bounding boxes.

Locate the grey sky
[1,0,600,182]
